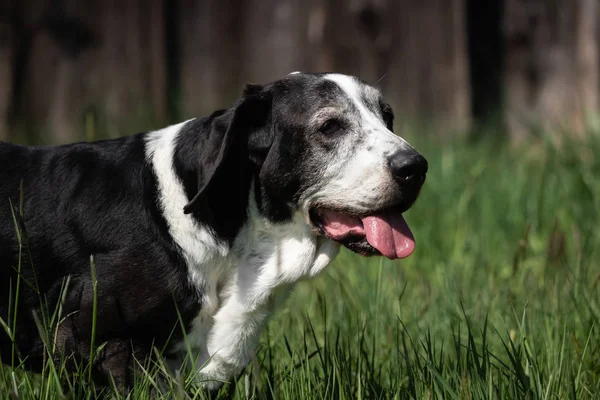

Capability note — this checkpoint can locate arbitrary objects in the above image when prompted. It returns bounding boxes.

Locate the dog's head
[183,72,427,260]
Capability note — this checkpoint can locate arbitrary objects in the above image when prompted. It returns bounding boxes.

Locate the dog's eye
[382,109,394,131]
[320,120,342,135]
[383,112,393,130]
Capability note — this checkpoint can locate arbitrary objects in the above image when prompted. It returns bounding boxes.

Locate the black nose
[389,150,428,185]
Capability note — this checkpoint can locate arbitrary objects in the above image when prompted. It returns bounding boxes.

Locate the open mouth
[309,205,415,260]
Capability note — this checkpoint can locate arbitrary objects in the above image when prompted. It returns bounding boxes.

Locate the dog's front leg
[197,288,271,390]
[197,235,339,390]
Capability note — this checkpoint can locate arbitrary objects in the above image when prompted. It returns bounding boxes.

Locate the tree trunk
[179,0,243,117]
[179,0,317,115]
[312,0,387,83]
[385,0,471,135]
[0,3,12,141]
[504,0,598,142]
[19,0,167,144]
[180,0,390,115]
[240,0,311,83]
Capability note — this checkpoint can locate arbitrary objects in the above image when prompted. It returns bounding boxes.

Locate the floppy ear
[182,84,272,214]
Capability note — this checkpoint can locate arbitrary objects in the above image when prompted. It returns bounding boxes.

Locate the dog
[0,72,427,390]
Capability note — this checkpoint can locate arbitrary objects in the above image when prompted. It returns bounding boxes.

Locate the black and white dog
[0,72,427,389]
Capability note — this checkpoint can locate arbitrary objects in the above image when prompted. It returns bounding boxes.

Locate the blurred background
[1,3,600,397]
[0,0,598,145]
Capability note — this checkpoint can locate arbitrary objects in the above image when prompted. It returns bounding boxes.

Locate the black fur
[0,135,200,387]
[175,87,272,243]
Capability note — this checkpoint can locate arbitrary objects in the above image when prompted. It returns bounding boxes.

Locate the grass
[1,130,600,399]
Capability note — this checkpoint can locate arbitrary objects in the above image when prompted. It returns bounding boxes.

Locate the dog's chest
[170,221,321,362]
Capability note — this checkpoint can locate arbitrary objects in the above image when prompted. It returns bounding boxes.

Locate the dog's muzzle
[310,149,428,260]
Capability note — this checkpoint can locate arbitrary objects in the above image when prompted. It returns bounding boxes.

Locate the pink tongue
[319,209,415,260]
[362,212,415,260]
[319,211,364,240]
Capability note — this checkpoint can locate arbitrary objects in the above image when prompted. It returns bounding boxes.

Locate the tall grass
[1,131,599,399]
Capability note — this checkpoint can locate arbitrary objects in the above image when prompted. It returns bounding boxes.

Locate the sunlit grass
[1,130,599,399]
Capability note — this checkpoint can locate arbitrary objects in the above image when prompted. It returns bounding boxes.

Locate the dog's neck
[233,184,338,276]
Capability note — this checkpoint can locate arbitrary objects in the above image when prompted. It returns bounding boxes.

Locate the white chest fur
[145,123,339,388]
[173,211,339,388]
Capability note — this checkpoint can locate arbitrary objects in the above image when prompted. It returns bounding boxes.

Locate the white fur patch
[146,121,239,383]
[145,120,229,303]
[324,73,410,146]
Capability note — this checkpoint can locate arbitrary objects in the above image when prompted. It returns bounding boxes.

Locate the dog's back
[0,136,152,284]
